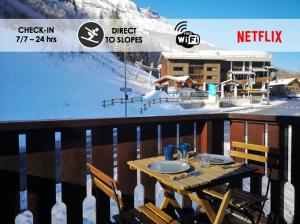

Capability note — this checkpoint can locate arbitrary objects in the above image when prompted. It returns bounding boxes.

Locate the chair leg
[256,200,267,224]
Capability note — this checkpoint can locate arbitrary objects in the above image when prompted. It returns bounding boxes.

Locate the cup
[178,143,190,162]
[163,145,175,161]
[200,153,210,168]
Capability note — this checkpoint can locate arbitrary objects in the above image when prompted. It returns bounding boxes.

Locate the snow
[156,75,191,83]
[162,50,272,61]
[269,78,298,86]
[143,89,168,100]
[0,52,154,121]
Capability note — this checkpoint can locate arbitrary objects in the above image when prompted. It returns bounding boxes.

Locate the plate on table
[148,161,190,174]
[195,154,234,165]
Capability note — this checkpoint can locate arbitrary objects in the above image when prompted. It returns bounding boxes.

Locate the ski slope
[0,52,154,121]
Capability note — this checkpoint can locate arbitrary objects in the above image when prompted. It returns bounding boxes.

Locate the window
[207,76,213,80]
[207,67,217,72]
[173,66,183,71]
[189,65,203,75]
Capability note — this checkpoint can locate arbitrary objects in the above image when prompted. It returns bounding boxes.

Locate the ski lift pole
[124,50,127,117]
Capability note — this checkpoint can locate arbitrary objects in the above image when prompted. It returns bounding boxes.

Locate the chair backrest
[87,163,124,212]
[230,141,269,164]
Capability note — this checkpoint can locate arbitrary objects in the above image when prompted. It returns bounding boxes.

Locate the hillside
[0,52,155,121]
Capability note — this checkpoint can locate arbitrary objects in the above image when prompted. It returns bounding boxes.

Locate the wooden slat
[232,141,269,152]
[145,202,180,224]
[87,163,124,208]
[140,124,158,203]
[268,123,285,222]
[118,125,137,210]
[198,120,224,154]
[26,130,56,224]
[202,188,224,200]
[138,206,167,224]
[179,121,194,148]
[230,150,267,163]
[0,131,20,223]
[230,121,245,166]
[211,120,225,155]
[87,163,116,188]
[92,126,114,224]
[247,122,265,196]
[195,121,204,153]
[61,128,86,224]
[200,121,211,153]
[161,122,177,148]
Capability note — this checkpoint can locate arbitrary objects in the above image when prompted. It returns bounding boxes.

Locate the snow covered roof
[229,71,255,75]
[162,50,272,62]
[155,75,191,83]
[251,68,268,72]
[269,78,299,86]
[220,79,240,85]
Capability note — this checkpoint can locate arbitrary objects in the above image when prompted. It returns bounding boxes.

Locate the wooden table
[128,156,257,224]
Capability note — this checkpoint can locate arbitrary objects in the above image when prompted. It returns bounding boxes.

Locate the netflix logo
[237,30,282,43]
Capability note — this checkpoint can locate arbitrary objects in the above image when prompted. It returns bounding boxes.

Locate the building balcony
[0,113,298,224]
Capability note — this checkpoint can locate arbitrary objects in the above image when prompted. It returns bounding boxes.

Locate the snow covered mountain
[0,0,219,121]
[2,0,218,51]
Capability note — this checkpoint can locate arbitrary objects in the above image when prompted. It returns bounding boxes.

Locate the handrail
[102,96,143,107]
[140,97,179,113]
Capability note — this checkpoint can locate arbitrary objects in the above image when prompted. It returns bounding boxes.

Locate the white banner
[0,19,299,52]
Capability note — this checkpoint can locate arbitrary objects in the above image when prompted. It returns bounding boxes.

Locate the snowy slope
[0,52,154,121]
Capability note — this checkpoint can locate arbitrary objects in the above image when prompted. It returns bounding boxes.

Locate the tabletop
[128,156,257,193]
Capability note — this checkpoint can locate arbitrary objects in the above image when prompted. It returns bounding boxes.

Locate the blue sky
[134,0,300,71]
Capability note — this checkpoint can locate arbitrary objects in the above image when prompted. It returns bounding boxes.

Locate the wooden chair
[204,141,273,224]
[87,163,181,224]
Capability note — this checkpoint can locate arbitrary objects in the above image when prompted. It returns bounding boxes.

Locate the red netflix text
[237,30,282,43]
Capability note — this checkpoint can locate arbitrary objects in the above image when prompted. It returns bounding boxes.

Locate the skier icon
[78,22,104,48]
[81,27,100,44]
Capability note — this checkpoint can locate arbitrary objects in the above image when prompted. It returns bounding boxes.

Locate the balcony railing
[0,113,299,224]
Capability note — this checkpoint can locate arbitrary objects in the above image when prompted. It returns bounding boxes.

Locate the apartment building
[159,51,275,91]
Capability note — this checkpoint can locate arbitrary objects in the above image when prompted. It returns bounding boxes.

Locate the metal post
[124,51,127,117]
[267,68,270,104]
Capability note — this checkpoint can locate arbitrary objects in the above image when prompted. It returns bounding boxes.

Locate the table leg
[188,193,216,223]
[213,188,233,224]
[189,187,233,224]
[159,184,183,217]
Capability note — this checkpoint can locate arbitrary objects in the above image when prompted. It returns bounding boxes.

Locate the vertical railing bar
[157,125,161,155]
[193,122,197,152]
[113,128,118,181]
[245,121,248,164]
[55,132,62,202]
[176,123,180,147]
[264,123,268,176]
[287,125,292,183]
[86,130,92,195]
[19,134,27,212]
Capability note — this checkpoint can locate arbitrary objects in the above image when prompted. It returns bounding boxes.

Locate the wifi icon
[174,21,187,32]
[174,21,200,48]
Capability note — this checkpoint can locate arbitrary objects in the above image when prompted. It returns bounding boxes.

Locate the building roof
[269,78,299,86]
[229,71,255,75]
[161,50,272,62]
[251,68,268,72]
[220,79,240,85]
[155,75,191,83]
